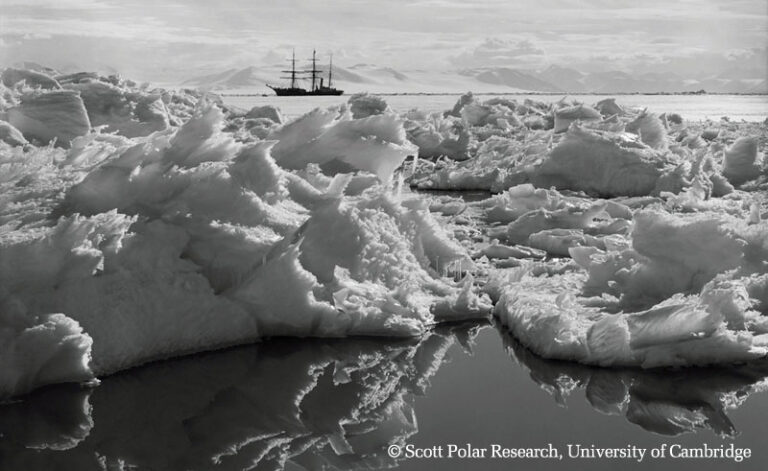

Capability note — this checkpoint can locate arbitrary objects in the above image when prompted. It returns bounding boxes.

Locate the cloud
[0,0,764,83]
[569,47,768,78]
[1,0,116,9]
[450,38,546,68]
[3,17,242,45]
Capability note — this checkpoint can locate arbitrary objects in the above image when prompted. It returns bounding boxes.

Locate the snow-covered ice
[0,69,491,398]
[1,67,766,399]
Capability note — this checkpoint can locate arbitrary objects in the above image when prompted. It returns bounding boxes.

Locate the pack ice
[406,93,766,368]
[1,68,767,399]
[409,93,766,196]
[435,100,767,367]
[0,70,489,398]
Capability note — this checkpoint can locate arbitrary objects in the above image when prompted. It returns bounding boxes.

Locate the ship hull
[270,87,344,96]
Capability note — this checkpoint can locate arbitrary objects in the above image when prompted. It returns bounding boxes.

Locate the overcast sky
[1,0,765,82]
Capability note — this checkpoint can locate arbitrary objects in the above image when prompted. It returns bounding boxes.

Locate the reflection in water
[0,324,482,471]
[500,327,768,438]
[2,322,768,470]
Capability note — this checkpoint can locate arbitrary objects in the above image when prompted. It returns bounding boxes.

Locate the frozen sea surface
[2,323,767,470]
[223,93,768,123]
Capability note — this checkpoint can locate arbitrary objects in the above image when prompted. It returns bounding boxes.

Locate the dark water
[401,327,768,471]
[1,323,767,471]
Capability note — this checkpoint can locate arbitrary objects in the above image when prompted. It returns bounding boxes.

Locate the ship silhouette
[267,50,343,96]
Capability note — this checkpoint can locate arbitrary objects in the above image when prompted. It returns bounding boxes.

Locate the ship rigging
[267,50,343,96]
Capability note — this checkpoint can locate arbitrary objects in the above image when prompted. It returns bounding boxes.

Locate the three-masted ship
[267,50,343,96]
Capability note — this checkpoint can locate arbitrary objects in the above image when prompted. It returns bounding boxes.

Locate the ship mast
[328,53,333,88]
[280,49,299,89]
[309,49,319,91]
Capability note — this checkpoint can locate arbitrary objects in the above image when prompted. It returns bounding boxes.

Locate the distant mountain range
[9,59,765,95]
[181,63,768,94]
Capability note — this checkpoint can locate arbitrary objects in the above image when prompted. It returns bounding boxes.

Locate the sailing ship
[267,50,344,96]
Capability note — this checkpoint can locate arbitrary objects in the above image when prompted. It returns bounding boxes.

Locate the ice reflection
[0,324,481,471]
[4,322,768,471]
[501,327,768,438]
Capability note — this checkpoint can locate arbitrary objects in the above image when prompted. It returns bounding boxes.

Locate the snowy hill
[183,64,528,94]
[536,65,587,93]
[182,63,767,94]
[580,71,682,94]
[182,66,274,89]
[466,68,564,92]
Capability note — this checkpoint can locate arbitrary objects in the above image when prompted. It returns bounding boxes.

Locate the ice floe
[490,207,768,368]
